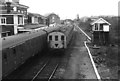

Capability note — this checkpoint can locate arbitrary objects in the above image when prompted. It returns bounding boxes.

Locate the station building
[90,18,111,45]
[0,0,29,38]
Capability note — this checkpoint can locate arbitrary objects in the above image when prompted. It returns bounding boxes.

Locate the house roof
[44,13,54,17]
[44,13,59,18]
[28,12,46,19]
[0,1,29,9]
[64,19,73,22]
[28,13,40,16]
[7,2,29,9]
[17,3,29,9]
[90,18,111,25]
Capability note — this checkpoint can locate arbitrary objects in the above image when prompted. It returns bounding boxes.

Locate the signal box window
[55,36,58,41]
[49,35,52,40]
[61,35,64,40]
[100,24,103,30]
[95,23,98,30]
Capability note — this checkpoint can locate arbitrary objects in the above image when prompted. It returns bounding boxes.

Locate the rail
[31,60,49,81]
[48,64,59,81]
[31,56,59,81]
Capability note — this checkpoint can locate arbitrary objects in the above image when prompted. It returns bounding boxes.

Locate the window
[3,53,7,61]
[52,16,55,19]
[13,48,16,56]
[13,7,17,11]
[99,24,103,30]
[61,35,64,40]
[52,16,55,23]
[18,10,20,12]
[23,11,26,14]
[55,35,58,41]
[49,35,52,40]
[0,17,6,25]
[94,23,98,30]
[21,11,23,13]
[18,17,23,25]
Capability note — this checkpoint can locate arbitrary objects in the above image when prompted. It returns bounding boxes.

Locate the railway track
[4,50,61,80]
[31,56,60,81]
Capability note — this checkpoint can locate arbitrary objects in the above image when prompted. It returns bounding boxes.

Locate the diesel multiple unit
[2,26,60,78]
[2,24,74,78]
[47,24,74,51]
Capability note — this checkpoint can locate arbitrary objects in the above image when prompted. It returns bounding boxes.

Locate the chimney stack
[6,1,12,13]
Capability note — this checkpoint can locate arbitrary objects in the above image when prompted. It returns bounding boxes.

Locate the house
[0,0,29,37]
[27,12,46,25]
[64,19,73,25]
[90,18,111,45]
[44,13,60,26]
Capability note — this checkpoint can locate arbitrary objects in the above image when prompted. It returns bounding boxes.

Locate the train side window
[61,35,64,40]
[3,53,7,61]
[55,35,58,41]
[49,35,52,40]
[13,48,16,56]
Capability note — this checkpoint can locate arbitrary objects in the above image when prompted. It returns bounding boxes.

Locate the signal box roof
[90,18,111,25]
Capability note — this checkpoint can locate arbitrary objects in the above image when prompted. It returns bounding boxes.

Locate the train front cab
[47,32,66,51]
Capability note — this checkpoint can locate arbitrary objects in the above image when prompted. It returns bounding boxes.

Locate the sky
[20,0,120,20]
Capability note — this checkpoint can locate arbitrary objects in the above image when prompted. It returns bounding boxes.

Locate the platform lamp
[6,0,12,13]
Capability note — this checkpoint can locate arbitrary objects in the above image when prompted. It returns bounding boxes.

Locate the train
[1,26,60,78]
[1,23,74,78]
[47,24,74,51]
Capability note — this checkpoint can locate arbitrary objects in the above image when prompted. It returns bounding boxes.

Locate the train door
[54,35,59,48]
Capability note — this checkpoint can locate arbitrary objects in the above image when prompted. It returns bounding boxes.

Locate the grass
[87,43,118,79]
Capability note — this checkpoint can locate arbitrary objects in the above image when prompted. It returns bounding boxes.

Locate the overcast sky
[20,0,119,19]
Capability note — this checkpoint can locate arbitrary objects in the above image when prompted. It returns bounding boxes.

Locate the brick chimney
[6,1,12,13]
